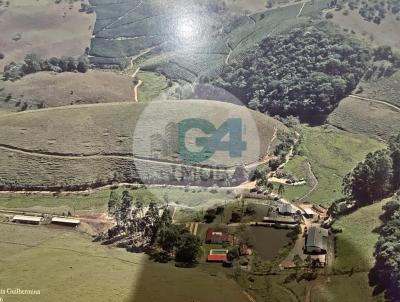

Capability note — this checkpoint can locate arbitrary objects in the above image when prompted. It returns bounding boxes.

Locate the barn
[304,226,329,254]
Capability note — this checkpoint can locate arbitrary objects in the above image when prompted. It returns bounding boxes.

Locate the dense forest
[212,24,370,122]
[342,133,400,207]
[369,195,400,301]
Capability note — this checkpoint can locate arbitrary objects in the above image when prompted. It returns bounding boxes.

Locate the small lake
[250,226,290,260]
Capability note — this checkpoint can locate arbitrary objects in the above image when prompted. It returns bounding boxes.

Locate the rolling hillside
[0,100,286,190]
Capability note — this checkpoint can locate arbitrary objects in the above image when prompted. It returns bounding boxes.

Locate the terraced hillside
[328,96,400,141]
[0,100,286,190]
[88,0,329,82]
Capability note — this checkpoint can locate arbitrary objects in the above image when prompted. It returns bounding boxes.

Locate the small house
[304,226,329,254]
[12,215,42,225]
[205,228,229,244]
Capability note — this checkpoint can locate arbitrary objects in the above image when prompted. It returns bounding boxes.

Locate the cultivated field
[328,96,400,141]
[0,223,248,302]
[0,100,286,189]
[89,0,329,82]
[0,0,94,70]
[357,71,400,107]
[279,126,385,205]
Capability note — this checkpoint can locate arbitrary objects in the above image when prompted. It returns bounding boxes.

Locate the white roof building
[51,217,80,225]
[304,208,316,216]
[12,215,43,224]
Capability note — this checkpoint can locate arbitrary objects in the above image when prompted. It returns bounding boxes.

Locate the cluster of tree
[203,205,225,223]
[369,196,400,301]
[3,53,90,81]
[330,0,400,23]
[213,25,370,122]
[342,133,400,207]
[103,190,202,264]
[363,46,400,80]
[157,224,202,264]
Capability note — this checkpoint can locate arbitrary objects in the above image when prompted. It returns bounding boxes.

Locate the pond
[250,226,290,260]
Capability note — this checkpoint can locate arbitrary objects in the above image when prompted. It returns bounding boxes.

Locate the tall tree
[343,150,393,205]
[389,133,400,190]
[175,233,202,263]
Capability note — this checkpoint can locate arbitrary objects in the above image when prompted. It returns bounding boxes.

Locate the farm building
[262,216,298,224]
[205,228,229,244]
[277,203,297,216]
[12,215,42,225]
[303,208,316,219]
[304,226,329,254]
[207,249,228,263]
[51,217,80,226]
[207,254,228,262]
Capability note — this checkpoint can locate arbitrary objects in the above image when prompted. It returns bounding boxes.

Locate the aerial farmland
[1,0,400,301]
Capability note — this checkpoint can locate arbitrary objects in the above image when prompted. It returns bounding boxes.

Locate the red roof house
[207,254,228,262]
[205,228,229,244]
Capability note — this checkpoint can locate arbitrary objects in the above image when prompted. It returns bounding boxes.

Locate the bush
[325,12,334,19]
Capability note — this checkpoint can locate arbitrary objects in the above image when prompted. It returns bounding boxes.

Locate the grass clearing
[286,126,385,206]
[136,71,169,102]
[333,198,388,273]
[0,223,248,302]
[0,186,231,214]
[311,273,385,302]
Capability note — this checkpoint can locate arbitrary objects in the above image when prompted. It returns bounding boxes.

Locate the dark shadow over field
[127,259,249,302]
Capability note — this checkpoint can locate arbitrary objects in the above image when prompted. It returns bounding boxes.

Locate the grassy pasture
[136,71,169,102]
[0,70,135,110]
[281,126,385,205]
[0,223,248,302]
[0,186,229,214]
[328,96,400,141]
[311,273,385,302]
[0,0,94,70]
[332,198,388,273]
[330,9,400,50]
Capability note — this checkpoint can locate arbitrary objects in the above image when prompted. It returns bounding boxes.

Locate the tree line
[369,195,400,301]
[3,53,90,81]
[342,133,400,207]
[99,190,202,265]
[212,24,370,122]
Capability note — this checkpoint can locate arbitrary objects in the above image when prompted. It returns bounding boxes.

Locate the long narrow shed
[51,217,80,226]
[12,215,43,225]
